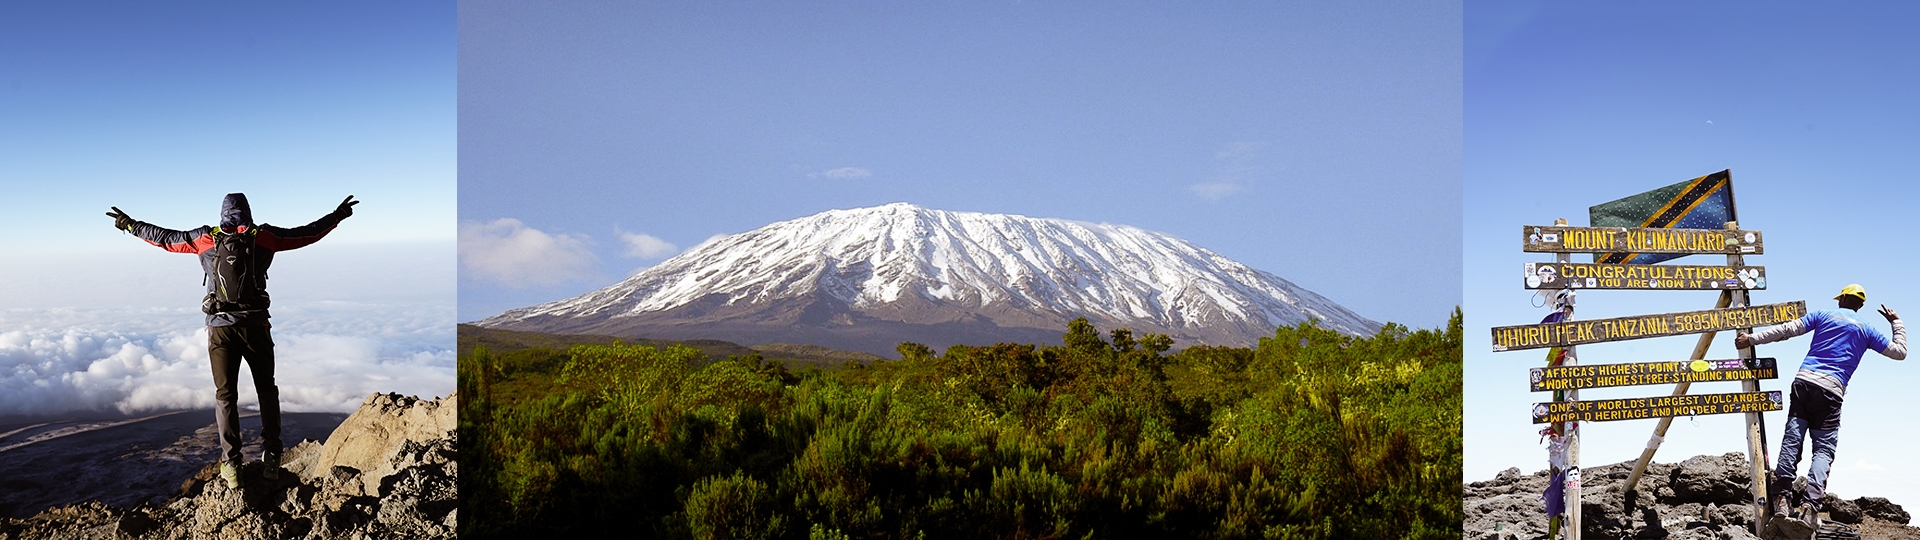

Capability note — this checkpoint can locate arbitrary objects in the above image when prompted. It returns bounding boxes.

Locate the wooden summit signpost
[1531,390,1781,424]
[1491,170,1785,540]
[1523,225,1763,256]
[1529,357,1779,392]
[1491,301,1804,351]
[1522,261,1766,291]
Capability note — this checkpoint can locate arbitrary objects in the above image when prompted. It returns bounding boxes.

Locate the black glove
[105,206,134,231]
[331,195,359,220]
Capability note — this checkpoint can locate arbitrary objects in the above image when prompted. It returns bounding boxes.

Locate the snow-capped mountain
[476,203,1380,356]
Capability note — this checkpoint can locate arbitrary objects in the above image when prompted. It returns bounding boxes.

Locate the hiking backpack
[203,228,270,314]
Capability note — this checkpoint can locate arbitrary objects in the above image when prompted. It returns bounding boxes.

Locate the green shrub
[460,310,1465,539]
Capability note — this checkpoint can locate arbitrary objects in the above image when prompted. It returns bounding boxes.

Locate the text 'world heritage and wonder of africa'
[1530,391,1781,424]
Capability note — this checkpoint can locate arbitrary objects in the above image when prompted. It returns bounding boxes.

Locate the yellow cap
[1836,284,1867,301]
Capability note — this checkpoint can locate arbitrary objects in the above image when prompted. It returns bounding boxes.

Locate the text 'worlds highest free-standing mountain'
[476,203,1380,356]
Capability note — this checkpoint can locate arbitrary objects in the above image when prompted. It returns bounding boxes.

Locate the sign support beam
[1559,218,1581,540]
[1621,290,1732,494]
[1727,222,1773,535]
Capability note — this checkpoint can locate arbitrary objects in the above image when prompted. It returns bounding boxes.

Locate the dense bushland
[459,311,1462,539]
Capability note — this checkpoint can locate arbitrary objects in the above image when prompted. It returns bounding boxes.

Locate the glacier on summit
[476,203,1379,355]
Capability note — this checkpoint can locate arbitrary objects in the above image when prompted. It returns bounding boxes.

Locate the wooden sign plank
[1491,301,1806,352]
[1531,391,1781,424]
[1521,225,1762,256]
[1523,262,1766,291]
[1529,357,1777,392]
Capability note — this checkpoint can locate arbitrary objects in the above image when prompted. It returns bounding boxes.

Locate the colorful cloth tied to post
[1534,307,1577,528]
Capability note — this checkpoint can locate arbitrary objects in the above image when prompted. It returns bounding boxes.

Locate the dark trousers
[209,324,281,463]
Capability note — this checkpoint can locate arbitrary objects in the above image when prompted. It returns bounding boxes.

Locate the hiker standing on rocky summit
[1737,284,1906,529]
[105,193,357,489]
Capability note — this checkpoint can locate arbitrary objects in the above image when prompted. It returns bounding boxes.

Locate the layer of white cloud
[810,167,872,180]
[0,304,454,416]
[458,218,598,286]
[617,230,679,259]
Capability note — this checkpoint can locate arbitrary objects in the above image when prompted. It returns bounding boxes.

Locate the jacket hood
[219,193,253,229]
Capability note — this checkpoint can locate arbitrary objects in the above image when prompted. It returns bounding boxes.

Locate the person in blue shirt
[1737,284,1906,526]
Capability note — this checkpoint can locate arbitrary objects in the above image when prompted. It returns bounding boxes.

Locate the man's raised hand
[105,207,134,231]
[332,195,359,220]
[1881,304,1899,323]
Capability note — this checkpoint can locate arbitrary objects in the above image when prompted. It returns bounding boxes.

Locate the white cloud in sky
[617,230,679,259]
[0,304,453,416]
[458,218,598,286]
[810,167,872,180]
[1190,141,1270,202]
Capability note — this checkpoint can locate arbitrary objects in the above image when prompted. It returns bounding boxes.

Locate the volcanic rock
[1465,453,1920,540]
[0,392,457,540]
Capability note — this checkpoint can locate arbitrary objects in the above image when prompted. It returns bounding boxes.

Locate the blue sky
[457,1,1462,329]
[1469,1,1920,508]
[0,2,455,415]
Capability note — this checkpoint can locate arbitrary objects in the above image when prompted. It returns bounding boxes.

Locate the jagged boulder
[304,392,457,497]
[1668,453,1750,505]
[0,392,457,540]
[1856,496,1910,524]
[1822,494,1863,524]
[1464,453,1920,540]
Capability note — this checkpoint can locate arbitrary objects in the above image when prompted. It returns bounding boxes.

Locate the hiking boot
[1800,502,1821,529]
[219,461,240,489]
[1771,510,1816,540]
[262,452,281,481]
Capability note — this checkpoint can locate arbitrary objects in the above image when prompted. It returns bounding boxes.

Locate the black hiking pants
[209,324,282,463]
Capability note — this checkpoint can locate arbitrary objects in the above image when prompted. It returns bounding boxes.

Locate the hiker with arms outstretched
[1737,284,1905,530]
[106,193,357,489]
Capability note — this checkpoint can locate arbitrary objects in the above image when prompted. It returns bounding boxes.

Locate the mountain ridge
[478,203,1379,356]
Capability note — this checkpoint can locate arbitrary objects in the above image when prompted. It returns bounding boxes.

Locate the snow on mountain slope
[477,203,1379,352]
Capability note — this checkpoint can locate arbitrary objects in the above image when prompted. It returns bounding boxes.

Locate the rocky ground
[0,392,456,540]
[1466,453,1920,540]
[0,411,348,518]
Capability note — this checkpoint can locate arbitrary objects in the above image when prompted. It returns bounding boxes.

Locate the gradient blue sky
[0,2,455,415]
[458,1,1462,329]
[1469,1,1920,508]
[1,2,454,249]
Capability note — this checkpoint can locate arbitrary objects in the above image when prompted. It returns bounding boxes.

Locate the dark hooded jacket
[126,193,345,327]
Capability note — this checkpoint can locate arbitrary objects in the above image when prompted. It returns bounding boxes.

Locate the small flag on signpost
[1589,169,1736,265]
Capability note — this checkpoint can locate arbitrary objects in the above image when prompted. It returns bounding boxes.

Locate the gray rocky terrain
[0,392,456,540]
[0,411,347,519]
[1466,453,1920,540]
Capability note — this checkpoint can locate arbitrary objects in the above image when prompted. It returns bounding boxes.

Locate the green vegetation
[459,311,1463,539]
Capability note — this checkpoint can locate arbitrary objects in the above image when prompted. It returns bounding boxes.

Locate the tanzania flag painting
[1589,170,1737,264]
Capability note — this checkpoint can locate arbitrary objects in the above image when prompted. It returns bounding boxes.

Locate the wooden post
[1557,217,1581,540]
[1620,290,1734,494]
[1727,221,1772,535]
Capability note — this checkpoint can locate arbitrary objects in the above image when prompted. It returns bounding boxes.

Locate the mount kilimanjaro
[475,203,1379,357]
